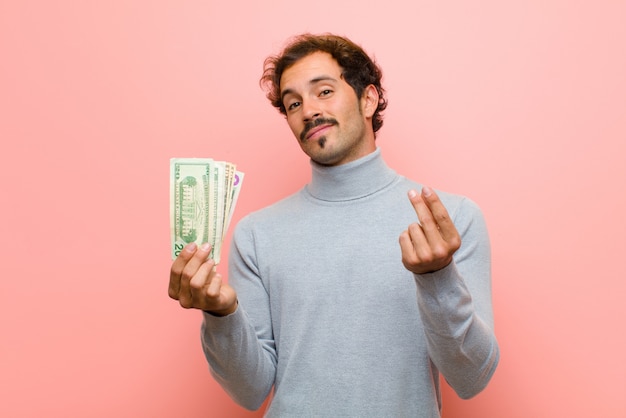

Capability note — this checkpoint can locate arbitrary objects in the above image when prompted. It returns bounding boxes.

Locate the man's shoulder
[236,189,305,228]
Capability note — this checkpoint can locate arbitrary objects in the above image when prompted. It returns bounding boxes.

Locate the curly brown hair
[260,34,388,134]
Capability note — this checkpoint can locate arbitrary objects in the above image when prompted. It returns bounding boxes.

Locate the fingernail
[201,242,211,252]
[186,242,197,252]
[408,189,417,198]
[422,186,432,197]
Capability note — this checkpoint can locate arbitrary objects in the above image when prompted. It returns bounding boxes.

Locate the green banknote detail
[170,158,244,263]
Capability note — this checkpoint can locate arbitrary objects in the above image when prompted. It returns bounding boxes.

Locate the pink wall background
[1,1,625,417]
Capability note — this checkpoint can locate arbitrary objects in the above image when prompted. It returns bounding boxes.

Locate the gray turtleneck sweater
[201,148,499,417]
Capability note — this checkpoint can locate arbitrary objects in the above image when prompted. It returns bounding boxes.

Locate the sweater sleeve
[413,197,500,399]
[200,220,277,411]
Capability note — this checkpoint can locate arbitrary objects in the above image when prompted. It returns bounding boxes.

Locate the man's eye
[287,101,301,111]
[320,89,332,96]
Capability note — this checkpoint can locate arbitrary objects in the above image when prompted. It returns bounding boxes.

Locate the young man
[169,34,499,417]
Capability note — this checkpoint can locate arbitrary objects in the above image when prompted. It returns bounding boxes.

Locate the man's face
[279,52,377,166]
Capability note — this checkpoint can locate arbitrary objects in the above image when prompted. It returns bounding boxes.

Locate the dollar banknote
[170,158,244,263]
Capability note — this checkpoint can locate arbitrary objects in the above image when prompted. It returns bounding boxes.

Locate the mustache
[299,118,338,142]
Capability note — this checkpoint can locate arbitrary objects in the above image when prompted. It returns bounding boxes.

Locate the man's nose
[302,100,322,122]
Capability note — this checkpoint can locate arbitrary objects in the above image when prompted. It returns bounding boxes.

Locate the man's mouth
[300,118,338,142]
[306,125,332,140]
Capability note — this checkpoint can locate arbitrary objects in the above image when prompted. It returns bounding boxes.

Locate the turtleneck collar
[305,148,398,202]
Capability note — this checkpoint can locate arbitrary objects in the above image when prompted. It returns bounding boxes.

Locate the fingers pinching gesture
[399,187,461,275]
[168,242,238,316]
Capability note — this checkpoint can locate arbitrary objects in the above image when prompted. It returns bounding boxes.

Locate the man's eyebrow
[280,76,338,102]
[309,75,338,84]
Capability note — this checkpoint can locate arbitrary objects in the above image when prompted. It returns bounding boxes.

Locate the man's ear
[361,84,379,118]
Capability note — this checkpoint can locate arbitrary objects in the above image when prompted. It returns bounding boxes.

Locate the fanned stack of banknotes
[170,158,244,263]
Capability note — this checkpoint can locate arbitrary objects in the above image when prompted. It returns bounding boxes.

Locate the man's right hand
[168,242,238,316]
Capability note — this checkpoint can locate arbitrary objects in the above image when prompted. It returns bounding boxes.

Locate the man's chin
[302,137,328,155]
[308,149,345,167]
